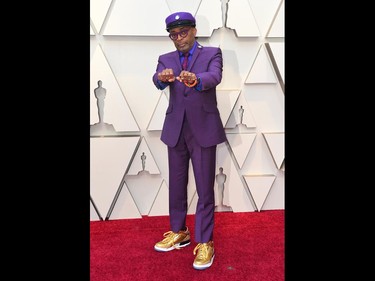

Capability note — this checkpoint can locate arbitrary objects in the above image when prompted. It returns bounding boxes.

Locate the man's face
[168,26,197,53]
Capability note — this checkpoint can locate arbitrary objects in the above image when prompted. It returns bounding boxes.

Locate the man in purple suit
[152,11,227,270]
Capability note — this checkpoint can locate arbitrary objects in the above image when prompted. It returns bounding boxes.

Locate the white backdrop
[90,0,285,221]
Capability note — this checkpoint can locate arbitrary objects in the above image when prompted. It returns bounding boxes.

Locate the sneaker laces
[161,231,184,250]
[193,243,209,258]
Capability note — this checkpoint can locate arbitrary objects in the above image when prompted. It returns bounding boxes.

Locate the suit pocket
[202,103,219,114]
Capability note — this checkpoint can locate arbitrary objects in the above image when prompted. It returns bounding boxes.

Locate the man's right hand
[158,68,176,83]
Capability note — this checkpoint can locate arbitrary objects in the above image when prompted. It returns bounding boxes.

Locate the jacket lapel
[188,43,202,71]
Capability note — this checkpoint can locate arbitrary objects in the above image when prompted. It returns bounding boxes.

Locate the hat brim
[166,20,196,31]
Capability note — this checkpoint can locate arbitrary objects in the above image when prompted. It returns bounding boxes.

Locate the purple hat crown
[165,12,196,31]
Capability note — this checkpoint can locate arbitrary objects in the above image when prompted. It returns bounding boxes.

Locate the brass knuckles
[180,75,195,81]
[161,75,173,81]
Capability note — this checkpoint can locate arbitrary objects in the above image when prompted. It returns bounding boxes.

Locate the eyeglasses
[169,28,191,41]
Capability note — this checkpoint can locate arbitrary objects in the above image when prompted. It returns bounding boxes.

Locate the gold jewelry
[184,79,198,88]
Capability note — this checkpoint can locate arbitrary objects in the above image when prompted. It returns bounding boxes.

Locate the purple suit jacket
[152,42,227,148]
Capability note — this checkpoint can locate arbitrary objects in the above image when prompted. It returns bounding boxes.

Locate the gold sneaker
[193,241,215,270]
[154,227,191,252]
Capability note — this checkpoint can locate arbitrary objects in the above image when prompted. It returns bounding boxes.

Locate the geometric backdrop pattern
[90,0,284,221]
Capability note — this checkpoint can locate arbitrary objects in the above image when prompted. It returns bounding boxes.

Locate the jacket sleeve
[196,48,223,91]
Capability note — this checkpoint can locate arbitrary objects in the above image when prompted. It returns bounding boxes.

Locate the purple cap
[165,12,196,31]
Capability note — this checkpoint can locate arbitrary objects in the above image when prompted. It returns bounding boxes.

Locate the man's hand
[158,68,176,83]
[176,71,197,84]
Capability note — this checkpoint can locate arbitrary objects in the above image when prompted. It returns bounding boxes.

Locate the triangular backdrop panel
[195,0,222,37]
[90,45,140,133]
[90,39,98,61]
[127,136,161,175]
[243,174,276,211]
[166,0,201,17]
[226,0,260,37]
[217,90,241,127]
[266,0,284,38]
[209,29,260,89]
[90,0,112,34]
[226,133,256,169]
[147,91,169,131]
[226,92,257,128]
[108,181,142,219]
[216,142,256,212]
[125,174,163,215]
[90,197,102,221]
[90,24,95,35]
[262,132,284,169]
[148,180,170,216]
[90,137,140,219]
[103,0,170,36]
[265,42,284,92]
[248,0,282,37]
[245,44,278,84]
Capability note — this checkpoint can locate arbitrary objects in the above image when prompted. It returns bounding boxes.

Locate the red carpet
[90,210,284,281]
